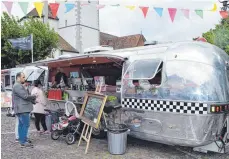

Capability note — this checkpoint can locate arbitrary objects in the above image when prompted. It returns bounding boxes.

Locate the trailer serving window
[122,59,163,99]
[123,59,162,80]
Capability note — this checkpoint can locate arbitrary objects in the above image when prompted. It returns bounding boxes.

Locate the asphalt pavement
[1,110,229,159]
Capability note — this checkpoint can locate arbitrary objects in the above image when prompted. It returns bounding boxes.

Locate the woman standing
[31,80,49,134]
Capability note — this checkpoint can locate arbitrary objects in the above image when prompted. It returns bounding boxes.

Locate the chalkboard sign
[79,93,107,128]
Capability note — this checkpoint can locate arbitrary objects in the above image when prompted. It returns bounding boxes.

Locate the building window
[65,20,67,27]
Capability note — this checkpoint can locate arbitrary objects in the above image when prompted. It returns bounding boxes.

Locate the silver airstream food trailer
[113,41,229,153]
[16,41,229,153]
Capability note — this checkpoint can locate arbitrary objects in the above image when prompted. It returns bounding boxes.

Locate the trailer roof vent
[57,54,76,59]
[144,41,158,46]
[84,46,114,54]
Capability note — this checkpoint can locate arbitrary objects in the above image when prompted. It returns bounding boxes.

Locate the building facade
[21,2,146,58]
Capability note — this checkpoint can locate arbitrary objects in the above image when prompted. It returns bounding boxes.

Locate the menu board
[70,72,79,78]
[94,76,105,86]
[80,93,107,128]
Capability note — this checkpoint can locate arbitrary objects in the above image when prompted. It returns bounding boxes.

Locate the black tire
[51,130,60,140]
[65,133,76,145]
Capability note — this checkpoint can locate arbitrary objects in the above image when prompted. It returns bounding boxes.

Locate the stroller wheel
[51,130,60,140]
[65,133,76,145]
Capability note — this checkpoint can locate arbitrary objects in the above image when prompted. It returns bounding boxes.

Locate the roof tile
[58,35,78,53]
[100,33,146,49]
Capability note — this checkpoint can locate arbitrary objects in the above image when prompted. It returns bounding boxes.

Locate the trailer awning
[17,54,127,68]
[1,69,10,74]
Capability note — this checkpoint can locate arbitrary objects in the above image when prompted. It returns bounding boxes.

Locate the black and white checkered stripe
[122,98,208,115]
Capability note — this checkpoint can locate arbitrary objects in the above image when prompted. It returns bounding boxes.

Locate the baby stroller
[51,101,81,145]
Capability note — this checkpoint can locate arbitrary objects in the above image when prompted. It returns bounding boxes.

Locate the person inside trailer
[53,67,68,88]
[133,80,139,87]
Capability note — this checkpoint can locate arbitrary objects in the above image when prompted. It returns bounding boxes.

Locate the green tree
[202,16,229,54]
[1,12,59,69]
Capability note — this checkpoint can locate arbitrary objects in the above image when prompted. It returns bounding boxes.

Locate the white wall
[58,26,77,50]
[57,2,77,28]
[80,2,99,30]
[57,1,78,50]
[79,1,100,52]
[57,1,100,53]
[48,19,58,32]
[52,49,61,58]
[81,27,100,51]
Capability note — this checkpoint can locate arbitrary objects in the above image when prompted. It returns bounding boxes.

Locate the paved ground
[1,110,229,159]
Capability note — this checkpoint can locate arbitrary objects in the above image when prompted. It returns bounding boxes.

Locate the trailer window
[161,61,229,102]
[26,68,44,81]
[123,59,162,79]
[122,60,163,99]
[4,75,10,87]
[122,61,229,102]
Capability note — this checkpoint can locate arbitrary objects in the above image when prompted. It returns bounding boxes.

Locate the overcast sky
[1,0,224,42]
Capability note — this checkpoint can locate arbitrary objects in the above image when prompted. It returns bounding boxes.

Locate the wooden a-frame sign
[78,84,107,154]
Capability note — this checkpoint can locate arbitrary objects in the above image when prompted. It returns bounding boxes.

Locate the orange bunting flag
[139,7,149,18]
[168,8,177,22]
[49,3,59,19]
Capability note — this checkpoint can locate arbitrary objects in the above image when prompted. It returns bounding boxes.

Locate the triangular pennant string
[34,2,44,18]
[168,8,177,22]
[210,3,217,12]
[181,9,189,19]
[139,7,149,18]
[49,3,60,18]
[220,11,228,19]
[65,3,75,13]
[126,6,136,10]
[97,5,105,10]
[154,7,163,17]
[195,10,203,19]
[2,1,13,15]
[18,2,29,15]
